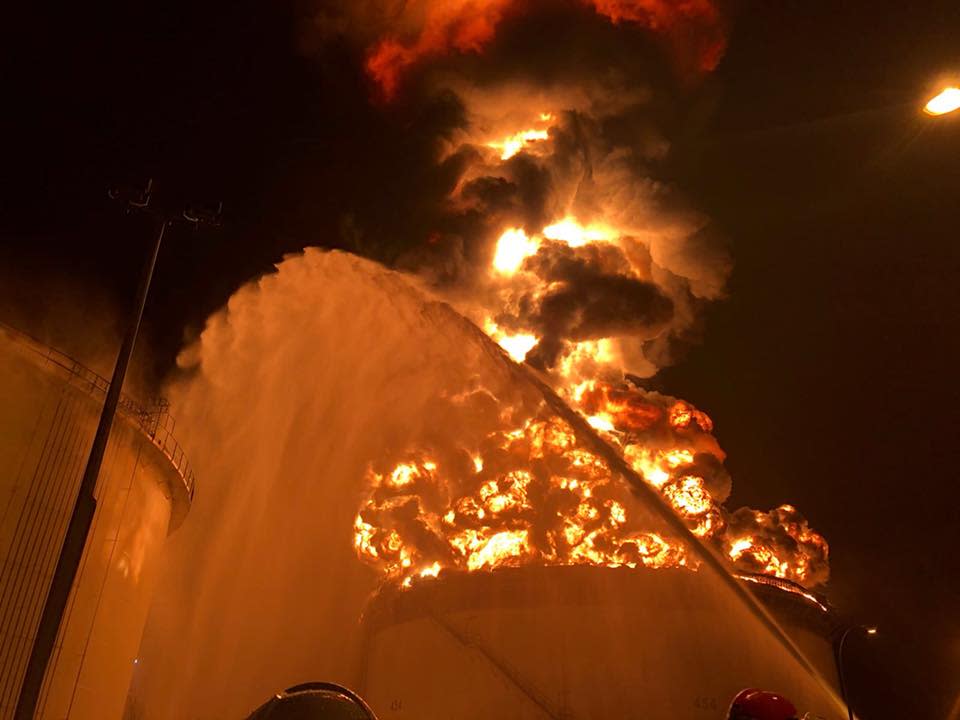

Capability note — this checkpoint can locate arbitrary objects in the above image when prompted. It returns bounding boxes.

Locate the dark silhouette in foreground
[245,682,378,720]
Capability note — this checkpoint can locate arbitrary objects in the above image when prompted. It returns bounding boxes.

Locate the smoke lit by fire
[361,0,727,100]
[334,1,829,591]
[724,505,830,587]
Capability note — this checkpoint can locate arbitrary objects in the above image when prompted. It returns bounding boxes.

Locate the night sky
[2,1,959,718]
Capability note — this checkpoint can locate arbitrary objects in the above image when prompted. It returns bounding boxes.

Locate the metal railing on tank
[0,320,196,501]
[736,571,830,614]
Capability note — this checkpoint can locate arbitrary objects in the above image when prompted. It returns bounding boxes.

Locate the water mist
[130,250,843,719]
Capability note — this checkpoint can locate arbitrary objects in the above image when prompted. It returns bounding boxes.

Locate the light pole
[836,624,878,720]
[14,181,220,720]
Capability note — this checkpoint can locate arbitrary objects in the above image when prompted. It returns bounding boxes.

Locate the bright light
[488,129,549,160]
[497,333,539,362]
[924,87,960,116]
[586,414,615,432]
[543,217,615,248]
[483,320,540,362]
[866,626,878,635]
[492,228,539,274]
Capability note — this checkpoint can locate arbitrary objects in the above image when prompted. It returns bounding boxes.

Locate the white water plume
[130,249,843,719]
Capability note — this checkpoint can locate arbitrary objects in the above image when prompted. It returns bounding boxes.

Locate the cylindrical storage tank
[734,573,840,693]
[358,566,842,720]
[0,323,193,720]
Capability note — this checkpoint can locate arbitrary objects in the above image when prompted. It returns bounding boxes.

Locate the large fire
[354,378,827,589]
[354,114,829,591]
[355,407,695,590]
[486,114,553,160]
[349,5,827,594]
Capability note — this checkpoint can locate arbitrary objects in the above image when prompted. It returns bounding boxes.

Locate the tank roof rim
[0,320,195,524]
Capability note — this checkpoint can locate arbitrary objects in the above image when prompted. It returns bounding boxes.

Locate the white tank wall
[358,567,844,720]
[0,328,188,720]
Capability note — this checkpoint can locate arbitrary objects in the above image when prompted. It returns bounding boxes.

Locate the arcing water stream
[129,250,843,719]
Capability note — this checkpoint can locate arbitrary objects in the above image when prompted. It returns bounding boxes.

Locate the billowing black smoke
[299,0,731,379]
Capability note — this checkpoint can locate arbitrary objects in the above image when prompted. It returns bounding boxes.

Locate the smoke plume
[134,252,839,718]
[302,0,729,379]
[293,0,830,589]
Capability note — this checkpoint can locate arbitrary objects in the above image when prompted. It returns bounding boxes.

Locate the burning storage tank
[0,322,193,720]
[358,567,841,719]
[349,352,839,720]
[127,252,843,719]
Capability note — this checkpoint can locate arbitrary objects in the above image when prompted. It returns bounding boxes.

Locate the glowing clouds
[363,0,515,100]
[355,1,726,100]
[585,0,727,72]
[483,217,670,371]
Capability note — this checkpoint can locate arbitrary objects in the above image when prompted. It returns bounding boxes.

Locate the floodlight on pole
[836,624,879,720]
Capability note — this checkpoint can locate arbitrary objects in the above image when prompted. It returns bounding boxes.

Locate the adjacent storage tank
[358,566,843,720]
[0,323,193,720]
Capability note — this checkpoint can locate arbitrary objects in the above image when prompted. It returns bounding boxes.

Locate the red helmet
[728,688,798,720]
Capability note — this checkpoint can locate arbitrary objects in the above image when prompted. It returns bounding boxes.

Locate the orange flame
[354,204,828,589]
[723,505,830,587]
[352,0,827,593]
[355,203,828,589]
[354,374,828,587]
[488,128,550,160]
[354,413,696,587]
